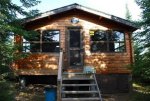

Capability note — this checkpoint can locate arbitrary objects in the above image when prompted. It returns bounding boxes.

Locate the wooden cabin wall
[84,32,132,74]
[14,16,133,75]
[13,54,59,75]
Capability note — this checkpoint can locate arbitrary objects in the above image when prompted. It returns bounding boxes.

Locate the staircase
[60,72,102,101]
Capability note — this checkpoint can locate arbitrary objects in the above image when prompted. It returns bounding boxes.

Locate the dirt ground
[15,84,132,101]
[15,84,46,101]
[102,93,131,101]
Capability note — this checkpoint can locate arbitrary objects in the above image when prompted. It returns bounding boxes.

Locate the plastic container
[45,87,56,101]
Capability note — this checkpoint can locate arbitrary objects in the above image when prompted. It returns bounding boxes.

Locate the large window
[23,30,60,52]
[90,30,125,52]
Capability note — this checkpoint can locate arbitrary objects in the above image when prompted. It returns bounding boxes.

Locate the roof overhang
[23,3,138,31]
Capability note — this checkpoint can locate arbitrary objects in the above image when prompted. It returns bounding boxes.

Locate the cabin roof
[23,3,138,31]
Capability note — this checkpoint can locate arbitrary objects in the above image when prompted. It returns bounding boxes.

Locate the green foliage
[0,80,16,101]
[133,0,150,82]
[125,3,132,20]
[0,0,40,76]
[132,44,150,81]
[135,0,150,48]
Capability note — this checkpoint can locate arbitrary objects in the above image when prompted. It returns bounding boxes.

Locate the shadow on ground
[15,84,45,101]
[15,83,150,101]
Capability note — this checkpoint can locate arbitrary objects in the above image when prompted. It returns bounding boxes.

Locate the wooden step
[63,72,86,75]
[62,84,97,86]
[63,75,93,79]
[62,97,100,101]
[61,91,99,94]
[61,72,102,101]
[64,69,83,73]
[62,77,94,80]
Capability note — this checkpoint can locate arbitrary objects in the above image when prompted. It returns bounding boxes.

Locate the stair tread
[62,97,100,101]
[62,91,99,94]
[62,84,97,86]
[63,78,94,80]
[63,72,91,75]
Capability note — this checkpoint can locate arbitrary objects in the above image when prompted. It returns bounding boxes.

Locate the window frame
[22,29,60,53]
[90,29,126,53]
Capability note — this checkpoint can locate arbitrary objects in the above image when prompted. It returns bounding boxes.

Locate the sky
[12,0,141,20]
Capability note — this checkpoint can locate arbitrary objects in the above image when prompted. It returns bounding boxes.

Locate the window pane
[109,42,125,52]
[91,30,107,41]
[90,30,125,53]
[23,32,40,52]
[113,31,124,41]
[70,30,80,48]
[30,43,40,52]
[42,30,60,52]
[23,42,30,52]
[42,30,59,42]
[91,42,107,52]
[42,43,59,52]
[114,42,125,52]
[109,42,115,52]
[24,33,40,41]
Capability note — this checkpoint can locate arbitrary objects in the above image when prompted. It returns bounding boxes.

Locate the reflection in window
[90,30,125,52]
[42,30,60,52]
[91,30,107,41]
[114,42,125,52]
[91,42,107,52]
[23,30,60,52]
[113,31,124,41]
[42,30,59,42]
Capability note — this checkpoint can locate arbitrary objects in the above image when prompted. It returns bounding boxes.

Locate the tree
[0,0,40,78]
[136,0,150,48]
[132,0,150,82]
[125,3,132,20]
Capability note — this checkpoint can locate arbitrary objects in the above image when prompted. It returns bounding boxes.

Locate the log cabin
[12,3,137,100]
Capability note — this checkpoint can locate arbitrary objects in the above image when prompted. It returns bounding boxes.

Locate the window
[23,30,60,52]
[90,30,125,52]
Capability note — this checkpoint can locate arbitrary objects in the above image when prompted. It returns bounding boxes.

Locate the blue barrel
[45,87,56,101]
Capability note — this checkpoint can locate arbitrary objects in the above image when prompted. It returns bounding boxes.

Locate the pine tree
[136,0,150,48]
[0,0,40,76]
[132,0,150,81]
[125,3,132,20]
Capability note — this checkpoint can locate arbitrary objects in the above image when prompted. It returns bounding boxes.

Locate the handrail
[93,74,103,101]
[57,49,63,101]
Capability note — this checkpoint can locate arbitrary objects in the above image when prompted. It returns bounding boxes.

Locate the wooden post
[57,49,63,101]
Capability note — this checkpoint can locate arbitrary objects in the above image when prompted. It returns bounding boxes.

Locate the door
[68,27,83,68]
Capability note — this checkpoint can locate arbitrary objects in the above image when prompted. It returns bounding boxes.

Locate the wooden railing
[93,74,103,101]
[57,49,63,101]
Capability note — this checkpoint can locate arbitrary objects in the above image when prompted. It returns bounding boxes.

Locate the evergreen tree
[125,3,132,20]
[136,0,150,48]
[0,0,40,77]
[132,0,150,81]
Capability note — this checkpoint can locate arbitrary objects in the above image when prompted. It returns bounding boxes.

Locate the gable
[23,3,137,31]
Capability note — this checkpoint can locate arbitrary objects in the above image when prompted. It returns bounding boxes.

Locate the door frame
[67,26,84,68]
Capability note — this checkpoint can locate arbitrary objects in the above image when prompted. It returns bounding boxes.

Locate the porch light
[71,17,79,24]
